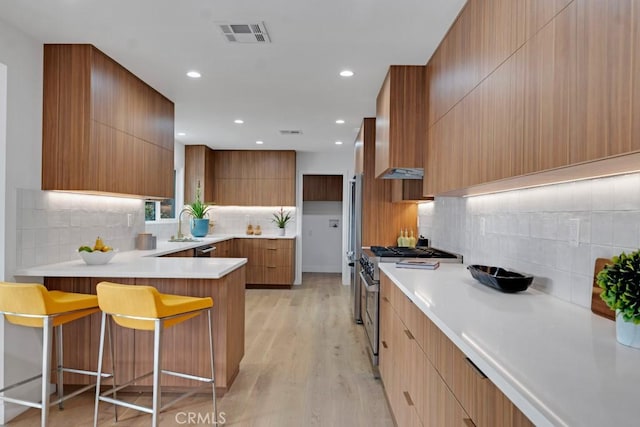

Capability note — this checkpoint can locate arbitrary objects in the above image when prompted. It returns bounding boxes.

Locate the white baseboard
[302,265,341,273]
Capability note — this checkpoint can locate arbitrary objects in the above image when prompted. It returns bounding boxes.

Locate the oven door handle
[359,270,379,293]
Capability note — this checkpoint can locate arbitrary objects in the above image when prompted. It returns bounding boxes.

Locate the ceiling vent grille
[218,22,271,43]
[279,130,303,135]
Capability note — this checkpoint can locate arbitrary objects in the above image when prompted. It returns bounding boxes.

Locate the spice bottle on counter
[246,224,254,235]
[397,229,407,247]
[254,224,262,235]
[408,230,416,248]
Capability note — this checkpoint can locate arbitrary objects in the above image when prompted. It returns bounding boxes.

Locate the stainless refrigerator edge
[348,174,363,324]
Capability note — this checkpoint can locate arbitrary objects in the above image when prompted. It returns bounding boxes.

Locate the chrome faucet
[177,207,190,239]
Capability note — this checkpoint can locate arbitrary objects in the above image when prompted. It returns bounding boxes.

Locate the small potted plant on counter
[597,249,640,349]
[272,207,292,236]
[183,181,214,237]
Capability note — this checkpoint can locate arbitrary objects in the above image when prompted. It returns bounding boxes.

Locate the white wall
[302,201,343,273]
[296,151,354,285]
[0,17,45,423]
[0,62,6,286]
[418,173,640,308]
[0,61,6,425]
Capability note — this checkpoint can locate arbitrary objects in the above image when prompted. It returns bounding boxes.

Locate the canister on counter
[136,233,157,250]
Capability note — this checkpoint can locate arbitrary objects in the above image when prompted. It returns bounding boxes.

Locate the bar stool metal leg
[106,316,118,422]
[93,311,107,427]
[207,309,217,424]
[41,317,53,427]
[152,318,163,427]
[56,324,64,410]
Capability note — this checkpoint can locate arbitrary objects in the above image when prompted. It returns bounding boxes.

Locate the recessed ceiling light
[234,119,244,124]
[335,119,345,124]
[339,70,354,77]
[256,140,264,145]
[335,141,343,145]
[186,70,201,78]
[177,132,186,136]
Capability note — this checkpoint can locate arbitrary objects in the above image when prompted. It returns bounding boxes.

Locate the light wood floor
[7,273,393,426]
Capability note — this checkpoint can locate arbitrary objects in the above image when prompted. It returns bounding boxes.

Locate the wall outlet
[127,213,134,227]
[568,218,580,247]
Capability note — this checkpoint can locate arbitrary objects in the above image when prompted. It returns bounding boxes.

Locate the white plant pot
[278,227,285,236]
[616,310,640,349]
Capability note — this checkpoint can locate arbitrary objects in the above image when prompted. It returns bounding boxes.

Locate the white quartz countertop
[140,234,294,258]
[379,263,640,427]
[15,236,255,279]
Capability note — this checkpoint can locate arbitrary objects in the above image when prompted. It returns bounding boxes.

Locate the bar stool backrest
[96,281,164,330]
[0,282,51,327]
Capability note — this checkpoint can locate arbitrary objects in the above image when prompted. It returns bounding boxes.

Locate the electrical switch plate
[569,218,580,247]
[127,213,134,227]
[479,217,486,236]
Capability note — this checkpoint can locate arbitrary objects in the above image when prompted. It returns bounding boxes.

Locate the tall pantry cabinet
[42,44,175,199]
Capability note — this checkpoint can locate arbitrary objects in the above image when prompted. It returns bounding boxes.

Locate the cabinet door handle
[404,329,414,340]
[381,340,388,349]
[266,248,277,250]
[382,296,389,302]
[403,391,414,406]
[266,266,277,269]
[465,357,487,379]
[463,418,476,427]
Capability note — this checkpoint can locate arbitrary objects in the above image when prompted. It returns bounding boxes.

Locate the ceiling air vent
[218,22,271,43]
[279,130,303,135]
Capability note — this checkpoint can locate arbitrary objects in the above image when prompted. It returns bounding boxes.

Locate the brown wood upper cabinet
[574,0,640,162]
[391,180,431,203]
[185,145,215,204]
[212,150,296,206]
[375,66,426,179]
[42,44,174,199]
[424,0,640,196]
[303,175,343,201]
[354,129,364,174]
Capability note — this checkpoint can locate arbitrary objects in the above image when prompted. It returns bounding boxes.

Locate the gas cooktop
[368,246,460,259]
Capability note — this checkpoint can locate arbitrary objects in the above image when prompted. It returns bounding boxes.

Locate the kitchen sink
[168,237,202,243]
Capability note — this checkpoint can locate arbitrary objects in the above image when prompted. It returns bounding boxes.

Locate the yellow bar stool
[0,282,103,427]
[94,281,216,427]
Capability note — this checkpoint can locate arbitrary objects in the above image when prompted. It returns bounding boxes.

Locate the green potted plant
[272,207,292,236]
[597,249,640,348]
[183,181,214,237]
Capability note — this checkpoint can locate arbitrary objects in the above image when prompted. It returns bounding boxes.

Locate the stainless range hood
[380,167,424,179]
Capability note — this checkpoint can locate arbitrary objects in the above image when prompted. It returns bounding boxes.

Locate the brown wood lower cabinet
[380,272,533,427]
[160,248,195,257]
[44,267,245,395]
[234,238,294,287]
[212,239,233,257]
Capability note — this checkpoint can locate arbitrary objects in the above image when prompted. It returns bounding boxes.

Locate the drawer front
[263,239,293,250]
[265,247,294,266]
[263,265,293,285]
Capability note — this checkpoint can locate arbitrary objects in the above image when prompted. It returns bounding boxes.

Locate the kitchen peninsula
[15,237,247,394]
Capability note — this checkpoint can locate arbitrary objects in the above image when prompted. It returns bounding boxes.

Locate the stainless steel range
[359,246,463,373]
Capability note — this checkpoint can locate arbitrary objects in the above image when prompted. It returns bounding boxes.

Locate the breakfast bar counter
[15,245,248,394]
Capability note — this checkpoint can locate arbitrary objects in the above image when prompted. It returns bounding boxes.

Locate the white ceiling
[0,0,466,153]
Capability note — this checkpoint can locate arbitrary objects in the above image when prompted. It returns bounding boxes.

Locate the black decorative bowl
[467,265,533,293]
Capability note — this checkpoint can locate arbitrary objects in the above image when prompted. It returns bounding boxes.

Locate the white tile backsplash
[418,172,640,309]
[590,212,613,246]
[144,205,298,240]
[15,189,145,268]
